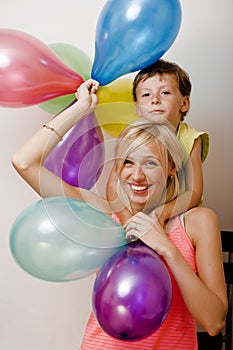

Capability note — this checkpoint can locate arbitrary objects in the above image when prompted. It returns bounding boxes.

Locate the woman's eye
[147,161,157,166]
[143,160,158,168]
[123,159,133,166]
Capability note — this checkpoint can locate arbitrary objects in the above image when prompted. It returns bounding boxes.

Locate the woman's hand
[75,79,99,113]
[124,212,173,256]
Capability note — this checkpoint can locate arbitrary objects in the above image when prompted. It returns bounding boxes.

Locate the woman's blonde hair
[113,119,184,213]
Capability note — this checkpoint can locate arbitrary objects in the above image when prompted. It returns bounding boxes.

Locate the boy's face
[135,73,189,128]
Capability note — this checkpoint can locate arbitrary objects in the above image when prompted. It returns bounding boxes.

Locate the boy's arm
[106,165,133,225]
[152,137,203,226]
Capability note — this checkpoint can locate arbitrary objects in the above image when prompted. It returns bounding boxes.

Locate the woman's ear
[169,162,177,177]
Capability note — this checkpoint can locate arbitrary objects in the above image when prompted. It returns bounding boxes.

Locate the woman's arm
[183,207,227,334]
[124,207,228,336]
[11,79,112,214]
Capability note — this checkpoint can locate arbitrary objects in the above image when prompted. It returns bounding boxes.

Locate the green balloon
[39,43,92,114]
[9,197,126,282]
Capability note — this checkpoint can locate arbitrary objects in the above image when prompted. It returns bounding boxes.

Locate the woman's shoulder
[184,207,220,245]
[185,207,218,221]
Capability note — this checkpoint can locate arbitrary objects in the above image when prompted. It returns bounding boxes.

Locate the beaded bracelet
[42,124,63,141]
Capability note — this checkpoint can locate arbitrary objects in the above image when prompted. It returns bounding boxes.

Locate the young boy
[107,59,209,226]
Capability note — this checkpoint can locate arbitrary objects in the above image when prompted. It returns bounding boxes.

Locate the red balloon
[0,29,84,107]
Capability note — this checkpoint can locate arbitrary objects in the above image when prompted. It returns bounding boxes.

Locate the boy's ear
[181,96,190,113]
[134,102,141,116]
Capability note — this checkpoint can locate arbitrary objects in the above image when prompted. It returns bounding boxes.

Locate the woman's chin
[130,194,149,207]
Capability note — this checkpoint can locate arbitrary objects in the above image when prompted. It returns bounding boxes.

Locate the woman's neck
[131,201,160,216]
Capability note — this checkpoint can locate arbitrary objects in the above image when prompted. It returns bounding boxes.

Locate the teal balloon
[39,43,92,114]
[91,0,182,85]
[9,197,127,282]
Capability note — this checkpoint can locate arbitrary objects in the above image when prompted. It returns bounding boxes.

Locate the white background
[1,1,233,349]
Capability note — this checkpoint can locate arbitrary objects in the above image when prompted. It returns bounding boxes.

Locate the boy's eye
[142,92,151,97]
[161,90,171,95]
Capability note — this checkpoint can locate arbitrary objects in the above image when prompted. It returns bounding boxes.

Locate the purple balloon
[44,112,104,188]
[92,241,172,341]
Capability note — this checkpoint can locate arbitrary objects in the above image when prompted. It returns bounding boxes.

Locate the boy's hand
[149,207,166,228]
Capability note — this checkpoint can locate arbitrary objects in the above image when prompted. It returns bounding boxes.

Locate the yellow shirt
[177,121,209,165]
[177,121,209,197]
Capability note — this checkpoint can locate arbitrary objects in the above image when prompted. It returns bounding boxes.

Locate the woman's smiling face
[119,141,170,213]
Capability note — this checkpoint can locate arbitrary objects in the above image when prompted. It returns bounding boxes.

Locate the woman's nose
[132,165,145,181]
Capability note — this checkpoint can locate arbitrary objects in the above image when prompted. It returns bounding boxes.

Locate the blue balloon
[9,197,127,282]
[91,0,182,86]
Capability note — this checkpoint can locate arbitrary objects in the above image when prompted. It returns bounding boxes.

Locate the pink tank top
[79,215,197,350]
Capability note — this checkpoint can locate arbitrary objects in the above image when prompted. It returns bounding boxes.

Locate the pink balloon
[0,29,84,107]
[44,112,105,189]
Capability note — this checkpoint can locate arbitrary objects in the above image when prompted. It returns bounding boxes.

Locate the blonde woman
[12,80,227,350]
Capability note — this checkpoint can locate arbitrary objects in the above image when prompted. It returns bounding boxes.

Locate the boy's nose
[151,94,160,104]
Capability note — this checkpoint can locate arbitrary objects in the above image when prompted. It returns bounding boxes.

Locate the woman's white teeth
[131,184,148,191]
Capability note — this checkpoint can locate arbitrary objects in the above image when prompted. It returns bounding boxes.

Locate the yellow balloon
[95,77,139,137]
[95,102,140,138]
[97,78,134,104]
